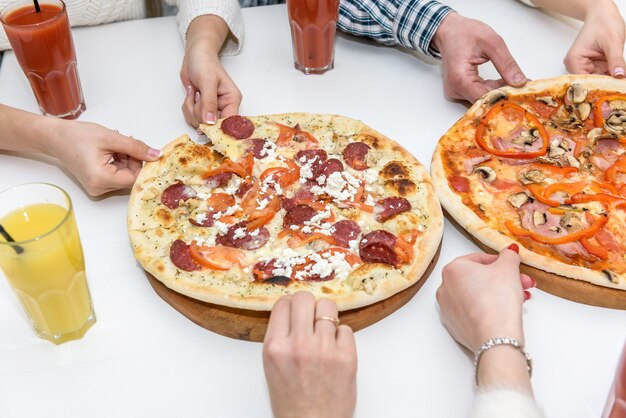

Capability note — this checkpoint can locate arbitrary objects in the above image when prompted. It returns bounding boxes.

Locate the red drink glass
[287,0,339,75]
[1,0,85,119]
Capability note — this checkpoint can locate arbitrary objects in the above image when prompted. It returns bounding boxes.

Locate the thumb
[487,36,527,87]
[107,133,162,162]
[604,41,626,77]
[197,77,219,125]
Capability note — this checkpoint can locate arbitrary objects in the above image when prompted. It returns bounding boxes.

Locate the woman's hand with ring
[263,291,357,418]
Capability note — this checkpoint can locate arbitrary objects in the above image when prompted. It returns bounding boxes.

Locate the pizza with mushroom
[128,113,443,310]
[432,75,626,292]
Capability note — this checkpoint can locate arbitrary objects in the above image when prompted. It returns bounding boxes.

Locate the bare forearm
[0,104,62,156]
[528,0,612,21]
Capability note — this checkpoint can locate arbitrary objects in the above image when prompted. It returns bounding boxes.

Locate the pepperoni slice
[216,221,270,250]
[283,204,317,229]
[161,181,197,209]
[248,138,268,159]
[204,172,232,188]
[235,178,254,198]
[220,115,255,139]
[320,158,344,179]
[252,259,278,281]
[170,240,199,271]
[343,142,371,170]
[296,149,328,178]
[281,185,317,211]
[375,197,411,222]
[331,220,361,247]
[359,230,399,266]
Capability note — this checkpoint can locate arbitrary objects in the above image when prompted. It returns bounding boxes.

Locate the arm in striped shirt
[337,0,453,58]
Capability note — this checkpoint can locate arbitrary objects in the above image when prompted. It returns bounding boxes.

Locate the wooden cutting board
[146,245,441,342]
[446,212,626,310]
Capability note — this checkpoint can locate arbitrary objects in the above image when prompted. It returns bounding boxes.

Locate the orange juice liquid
[0,203,95,344]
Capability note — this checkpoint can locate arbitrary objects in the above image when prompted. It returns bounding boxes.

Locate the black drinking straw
[0,224,24,254]
[33,0,41,13]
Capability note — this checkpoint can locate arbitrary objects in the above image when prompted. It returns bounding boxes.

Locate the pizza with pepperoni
[432,75,626,292]
[128,113,443,310]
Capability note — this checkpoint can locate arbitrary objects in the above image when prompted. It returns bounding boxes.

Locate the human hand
[49,120,161,196]
[181,15,242,127]
[564,0,626,77]
[432,13,528,103]
[263,292,357,418]
[436,245,536,353]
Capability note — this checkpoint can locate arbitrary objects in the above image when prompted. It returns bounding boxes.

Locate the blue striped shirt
[239,0,454,58]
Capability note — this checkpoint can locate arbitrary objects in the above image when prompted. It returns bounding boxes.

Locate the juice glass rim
[0,182,73,246]
[0,0,66,28]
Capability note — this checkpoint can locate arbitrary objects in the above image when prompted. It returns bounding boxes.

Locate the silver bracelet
[473,337,533,385]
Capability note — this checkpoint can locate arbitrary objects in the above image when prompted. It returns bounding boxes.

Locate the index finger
[264,295,292,341]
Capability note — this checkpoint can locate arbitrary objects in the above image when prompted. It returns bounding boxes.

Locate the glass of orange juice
[0,183,95,344]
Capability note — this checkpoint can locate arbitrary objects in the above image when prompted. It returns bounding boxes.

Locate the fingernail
[194,91,200,104]
[524,290,531,301]
[148,147,162,159]
[507,243,519,253]
[204,112,216,125]
[613,67,625,78]
[186,85,193,97]
[513,74,526,84]
[530,277,537,288]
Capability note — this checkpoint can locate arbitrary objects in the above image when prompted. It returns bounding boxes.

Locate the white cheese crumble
[259,140,278,160]
[214,220,229,235]
[194,212,208,223]
[310,171,359,202]
[233,227,247,240]
[257,197,270,210]
[363,168,378,184]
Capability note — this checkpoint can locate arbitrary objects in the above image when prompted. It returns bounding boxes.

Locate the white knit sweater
[0,0,243,53]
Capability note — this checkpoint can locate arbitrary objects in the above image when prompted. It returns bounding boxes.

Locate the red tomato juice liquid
[2,2,85,118]
[288,0,339,74]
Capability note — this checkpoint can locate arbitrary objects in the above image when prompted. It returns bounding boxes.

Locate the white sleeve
[471,389,545,418]
[517,0,538,7]
[165,0,244,55]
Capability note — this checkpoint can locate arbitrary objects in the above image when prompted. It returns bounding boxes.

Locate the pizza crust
[431,75,626,292]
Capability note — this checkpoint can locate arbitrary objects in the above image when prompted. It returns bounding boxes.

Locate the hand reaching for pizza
[432,12,528,103]
[263,292,357,418]
[436,246,536,353]
[49,120,162,196]
[563,0,626,77]
[181,15,242,128]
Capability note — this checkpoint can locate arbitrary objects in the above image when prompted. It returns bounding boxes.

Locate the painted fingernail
[523,290,531,301]
[148,147,163,159]
[507,243,519,253]
[194,91,200,104]
[613,67,625,78]
[186,85,193,97]
[204,112,216,125]
[513,74,526,84]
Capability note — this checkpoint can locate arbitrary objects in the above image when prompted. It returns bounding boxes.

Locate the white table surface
[1,2,625,417]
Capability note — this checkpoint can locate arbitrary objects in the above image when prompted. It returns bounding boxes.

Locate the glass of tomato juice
[0,183,96,344]
[0,0,85,119]
[287,0,339,74]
